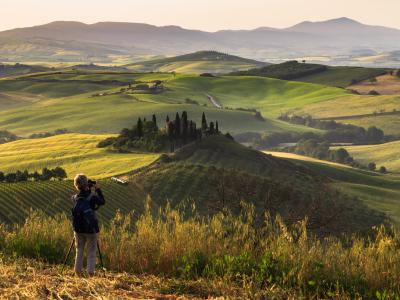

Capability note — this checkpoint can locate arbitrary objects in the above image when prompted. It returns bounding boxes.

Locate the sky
[1,0,400,32]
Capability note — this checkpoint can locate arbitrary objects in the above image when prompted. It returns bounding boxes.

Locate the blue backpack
[71,194,98,233]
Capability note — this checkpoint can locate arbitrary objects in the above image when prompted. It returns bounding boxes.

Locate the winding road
[206,94,222,109]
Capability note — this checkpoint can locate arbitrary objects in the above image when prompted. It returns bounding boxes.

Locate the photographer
[71,174,105,276]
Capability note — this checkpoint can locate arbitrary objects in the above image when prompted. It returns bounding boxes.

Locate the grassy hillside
[130,136,385,234]
[126,51,266,74]
[265,151,400,224]
[294,66,387,87]
[296,93,400,134]
[0,133,159,178]
[0,71,339,136]
[340,141,400,173]
[230,61,387,87]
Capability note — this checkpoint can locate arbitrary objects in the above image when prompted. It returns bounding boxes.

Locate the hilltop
[126,51,267,74]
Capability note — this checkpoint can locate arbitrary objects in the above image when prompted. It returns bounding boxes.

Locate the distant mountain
[1,18,400,64]
[126,51,267,73]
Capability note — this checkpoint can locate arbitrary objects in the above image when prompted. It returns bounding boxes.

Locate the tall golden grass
[0,203,399,298]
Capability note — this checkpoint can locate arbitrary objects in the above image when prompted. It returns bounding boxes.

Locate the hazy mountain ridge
[1,18,400,63]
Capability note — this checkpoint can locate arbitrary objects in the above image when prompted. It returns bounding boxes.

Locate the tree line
[0,167,67,183]
[279,114,386,144]
[282,139,387,173]
[98,112,221,152]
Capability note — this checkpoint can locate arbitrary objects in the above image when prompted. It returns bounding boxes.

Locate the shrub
[379,166,387,174]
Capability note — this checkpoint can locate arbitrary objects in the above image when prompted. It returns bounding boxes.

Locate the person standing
[71,174,105,276]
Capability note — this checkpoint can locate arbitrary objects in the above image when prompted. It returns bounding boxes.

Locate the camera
[88,179,97,189]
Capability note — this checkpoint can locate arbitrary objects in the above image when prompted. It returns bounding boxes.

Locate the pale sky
[1,0,400,32]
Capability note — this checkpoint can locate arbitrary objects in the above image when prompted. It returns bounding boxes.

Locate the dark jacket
[71,188,105,233]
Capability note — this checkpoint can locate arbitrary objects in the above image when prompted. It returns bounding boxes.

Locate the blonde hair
[74,174,88,191]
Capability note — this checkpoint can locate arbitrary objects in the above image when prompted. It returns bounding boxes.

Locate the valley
[1,15,400,297]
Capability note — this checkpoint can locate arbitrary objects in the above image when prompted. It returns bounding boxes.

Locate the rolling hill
[0,134,388,236]
[130,135,385,235]
[230,60,388,87]
[126,51,267,74]
[0,133,160,178]
[0,71,341,136]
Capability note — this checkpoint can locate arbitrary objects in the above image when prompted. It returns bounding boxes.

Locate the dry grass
[1,206,400,299]
[0,258,226,299]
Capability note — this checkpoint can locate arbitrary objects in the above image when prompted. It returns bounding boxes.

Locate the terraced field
[0,180,148,224]
[0,133,160,178]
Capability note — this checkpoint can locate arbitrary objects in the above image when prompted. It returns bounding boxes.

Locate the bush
[368,162,377,171]
[368,90,380,95]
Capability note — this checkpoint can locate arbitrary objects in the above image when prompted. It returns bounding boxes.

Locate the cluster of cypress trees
[101,111,221,152]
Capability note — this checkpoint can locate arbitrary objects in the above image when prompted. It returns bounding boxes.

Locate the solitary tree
[215,121,219,133]
[368,162,376,171]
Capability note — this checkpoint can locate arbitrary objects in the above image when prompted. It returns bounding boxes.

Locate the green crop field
[265,151,400,224]
[339,141,400,173]
[0,133,160,178]
[294,66,387,87]
[0,180,148,224]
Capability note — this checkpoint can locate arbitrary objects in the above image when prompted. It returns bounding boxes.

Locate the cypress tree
[137,117,143,138]
[174,112,181,137]
[209,121,215,134]
[166,115,170,123]
[201,112,207,131]
[152,114,158,131]
[216,121,219,133]
[181,111,188,141]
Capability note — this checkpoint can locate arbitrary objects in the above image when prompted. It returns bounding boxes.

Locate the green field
[265,151,400,224]
[296,92,400,134]
[0,133,159,178]
[339,141,400,173]
[0,71,341,136]
[229,61,387,87]
[294,66,387,87]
